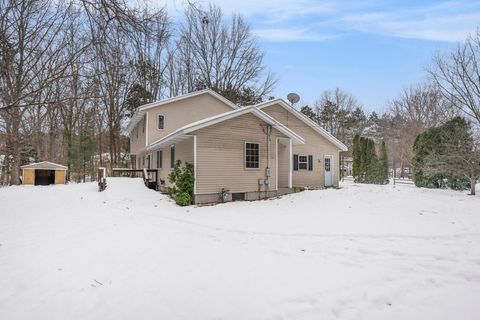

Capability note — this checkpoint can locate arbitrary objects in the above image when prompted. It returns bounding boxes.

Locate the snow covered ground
[0,178,479,320]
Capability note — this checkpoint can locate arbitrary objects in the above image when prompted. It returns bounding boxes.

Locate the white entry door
[324,155,333,187]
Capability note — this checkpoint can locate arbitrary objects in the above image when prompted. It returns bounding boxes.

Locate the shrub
[167,160,194,206]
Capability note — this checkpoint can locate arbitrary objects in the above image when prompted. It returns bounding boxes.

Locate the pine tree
[352,134,361,181]
[378,140,389,184]
[365,139,378,183]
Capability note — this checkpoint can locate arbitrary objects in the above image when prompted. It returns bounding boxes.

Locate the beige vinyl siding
[130,116,147,155]
[155,136,194,188]
[192,113,286,195]
[147,94,234,145]
[263,104,341,187]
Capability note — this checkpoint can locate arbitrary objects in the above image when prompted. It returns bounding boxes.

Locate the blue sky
[165,0,480,112]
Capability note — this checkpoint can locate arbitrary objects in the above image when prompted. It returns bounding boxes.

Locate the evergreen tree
[378,140,389,184]
[412,117,470,190]
[365,139,378,183]
[300,106,318,122]
[352,134,361,180]
[352,135,388,184]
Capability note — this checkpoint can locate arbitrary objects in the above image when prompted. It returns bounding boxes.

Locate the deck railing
[112,168,159,190]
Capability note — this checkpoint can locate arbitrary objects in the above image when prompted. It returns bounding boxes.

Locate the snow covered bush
[167,160,194,206]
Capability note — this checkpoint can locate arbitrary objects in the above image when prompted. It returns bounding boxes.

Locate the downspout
[266,124,272,198]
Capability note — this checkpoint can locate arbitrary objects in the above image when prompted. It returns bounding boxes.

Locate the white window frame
[157,114,165,130]
[244,142,260,170]
[157,150,162,169]
[298,155,308,170]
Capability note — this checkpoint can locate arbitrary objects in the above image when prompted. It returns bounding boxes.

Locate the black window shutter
[293,154,299,171]
[170,146,175,168]
[308,155,313,171]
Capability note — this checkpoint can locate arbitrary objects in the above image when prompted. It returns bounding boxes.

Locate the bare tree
[428,29,480,126]
[314,88,366,146]
[387,83,457,176]
[170,4,275,103]
[0,0,88,184]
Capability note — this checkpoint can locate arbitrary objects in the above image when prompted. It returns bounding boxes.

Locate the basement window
[245,142,259,169]
[232,192,246,201]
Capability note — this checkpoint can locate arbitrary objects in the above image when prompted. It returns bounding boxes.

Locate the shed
[21,161,67,185]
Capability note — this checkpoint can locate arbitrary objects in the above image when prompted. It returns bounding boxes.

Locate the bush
[167,160,194,206]
[175,192,192,206]
[412,117,470,190]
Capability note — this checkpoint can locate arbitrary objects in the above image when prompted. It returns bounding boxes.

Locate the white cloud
[160,0,480,43]
[340,7,480,42]
[254,27,340,42]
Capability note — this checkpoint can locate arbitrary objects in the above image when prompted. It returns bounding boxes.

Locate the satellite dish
[287,93,300,105]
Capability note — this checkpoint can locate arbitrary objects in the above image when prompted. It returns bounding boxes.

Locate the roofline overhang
[124,89,239,136]
[254,99,348,151]
[146,106,305,152]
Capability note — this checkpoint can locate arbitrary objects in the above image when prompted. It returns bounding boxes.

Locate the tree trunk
[9,108,21,185]
[470,178,476,196]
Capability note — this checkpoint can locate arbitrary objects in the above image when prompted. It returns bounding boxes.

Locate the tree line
[0,0,274,185]
[300,30,480,191]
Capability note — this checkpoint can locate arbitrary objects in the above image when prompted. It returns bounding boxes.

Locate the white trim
[275,138,279,190]
[124,89,239,135]
[193,135,197,195]
[298,155,308,170]
[254,99,348,151]
[145,113,148,147]
[289,139,292,188]
[146,106,305,151]
[324,154,334,187]
[20,161,68,170]
[244,141,260,170]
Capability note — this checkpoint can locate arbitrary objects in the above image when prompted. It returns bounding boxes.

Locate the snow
[0,178,479,319]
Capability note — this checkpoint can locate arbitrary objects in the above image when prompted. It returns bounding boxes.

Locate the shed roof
[21,161,68,170]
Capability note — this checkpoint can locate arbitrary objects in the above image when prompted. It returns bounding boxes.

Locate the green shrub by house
[167,160,195,206]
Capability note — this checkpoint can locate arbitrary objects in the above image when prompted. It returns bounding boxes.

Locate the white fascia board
[255,99,348,151]
[124,89,238,136]
[147,106,305,151]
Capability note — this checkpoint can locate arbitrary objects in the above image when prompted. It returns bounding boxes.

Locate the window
[325,157,331,172]
[157,150,162,168]
[158,115,165,130]
[245,143,259,169]
[142,119,145,133]
[294,154,313,171]
[298,156,308,170]
[170,146,175,168]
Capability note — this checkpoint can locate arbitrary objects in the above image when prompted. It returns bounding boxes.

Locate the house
[21,161,67,185]
[125,89,347,204]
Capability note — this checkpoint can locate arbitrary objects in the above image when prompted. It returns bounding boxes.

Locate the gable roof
[124,89,238,135]
[21,161,68,170]
[254,99,348,151]
[146,106,305,151]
